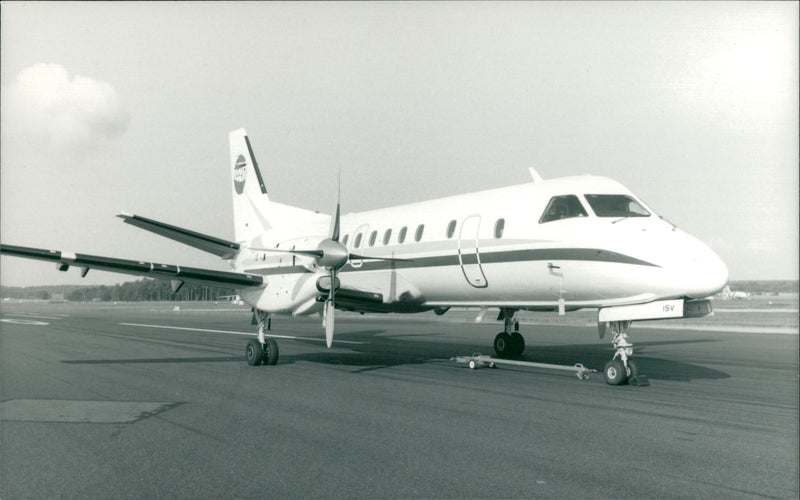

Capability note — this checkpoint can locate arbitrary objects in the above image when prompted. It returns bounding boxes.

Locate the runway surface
[1,302,798,499]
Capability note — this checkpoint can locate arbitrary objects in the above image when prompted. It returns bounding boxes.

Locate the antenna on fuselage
[529,168,544,183]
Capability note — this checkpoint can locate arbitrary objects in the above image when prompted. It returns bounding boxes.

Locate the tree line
[1,279,237,302]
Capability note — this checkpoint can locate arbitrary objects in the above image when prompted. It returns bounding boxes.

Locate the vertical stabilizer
[230,129,271,242]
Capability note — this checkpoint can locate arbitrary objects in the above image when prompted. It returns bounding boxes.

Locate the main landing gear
[493,308,525,357]
[602,320,647,386]
[246,310,279,366]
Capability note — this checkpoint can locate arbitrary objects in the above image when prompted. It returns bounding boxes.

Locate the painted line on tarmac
[3,312,67,320]
[0,318,49,326]
[119,322,367,345]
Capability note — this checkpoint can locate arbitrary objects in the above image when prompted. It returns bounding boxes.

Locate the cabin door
[458,215,488,288]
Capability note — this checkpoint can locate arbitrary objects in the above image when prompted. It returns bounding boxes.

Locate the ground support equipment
[451,354,596,380]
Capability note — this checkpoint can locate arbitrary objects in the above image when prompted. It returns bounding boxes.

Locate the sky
[1,1,797,286]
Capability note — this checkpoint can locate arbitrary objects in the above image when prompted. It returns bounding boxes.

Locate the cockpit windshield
[584,194,650,218]
[539,195,588,223]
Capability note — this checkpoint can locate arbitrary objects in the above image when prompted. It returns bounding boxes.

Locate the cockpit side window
[539,195,588,223]
[584,194,650,218]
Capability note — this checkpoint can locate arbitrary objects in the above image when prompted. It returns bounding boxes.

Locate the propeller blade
[330,202,341,242]
[325,300,335,348]
[329,172,341,242]
[325,268,336,348]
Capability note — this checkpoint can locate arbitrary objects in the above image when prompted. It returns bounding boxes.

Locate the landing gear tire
[494,332,513,357]
[604,359,628,385]
[510,332,525,356]
[262,338,279,366]
[246,339,264,366]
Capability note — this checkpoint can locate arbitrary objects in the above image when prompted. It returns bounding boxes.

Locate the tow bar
[451,354,596,380]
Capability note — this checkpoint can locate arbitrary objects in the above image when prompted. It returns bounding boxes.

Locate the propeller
[250,185,409,348]
[319,199,347,348]
[317,181,350,349]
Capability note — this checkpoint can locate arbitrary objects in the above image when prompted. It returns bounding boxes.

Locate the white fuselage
[234,175,728,315]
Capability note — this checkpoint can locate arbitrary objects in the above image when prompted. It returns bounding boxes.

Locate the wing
[117,213,240,259]
[0,244,263,289]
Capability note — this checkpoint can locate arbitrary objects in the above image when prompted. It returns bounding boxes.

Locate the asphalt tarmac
[1,303,797,499]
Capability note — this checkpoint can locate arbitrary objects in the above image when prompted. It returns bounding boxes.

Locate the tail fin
[230,129,272,242]
[229,129,329,243]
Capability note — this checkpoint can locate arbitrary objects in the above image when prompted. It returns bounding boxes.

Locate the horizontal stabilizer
[1,244,262,289]
[118,213,240,259]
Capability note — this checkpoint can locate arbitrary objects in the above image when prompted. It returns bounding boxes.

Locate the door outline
[457,215,488,288]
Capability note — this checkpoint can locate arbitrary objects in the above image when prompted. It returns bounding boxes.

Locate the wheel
[510,332,525,356]
[468,360,477,370]
[246,339,264,366]
[262,338,279,366]
[494,332,513,357]
[604,359,627,385]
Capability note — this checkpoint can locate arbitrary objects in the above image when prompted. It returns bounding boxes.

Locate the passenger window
[540,195,588,223]
[415,224,424,242]
[494,218,505,238]
[383,228,392,245]
[369,231,377,247]
[584,194,650,218]
[398,226,407,243]
[446,220,456,239]
[342,234,349,246]
[354,233,363,248]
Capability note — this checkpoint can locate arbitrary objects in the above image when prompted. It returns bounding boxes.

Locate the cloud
[2,63,130,154]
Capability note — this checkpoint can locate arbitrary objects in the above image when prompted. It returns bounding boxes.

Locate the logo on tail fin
[233,155,247,194]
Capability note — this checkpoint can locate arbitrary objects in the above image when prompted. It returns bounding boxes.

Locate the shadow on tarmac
[59,327,730,382]
[271,330,730,382]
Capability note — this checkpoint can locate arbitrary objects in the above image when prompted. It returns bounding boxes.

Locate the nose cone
[680,240,729,299]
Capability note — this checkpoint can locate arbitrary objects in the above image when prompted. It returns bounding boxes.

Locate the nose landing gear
[494,308,525,357]
[603,321,648,386]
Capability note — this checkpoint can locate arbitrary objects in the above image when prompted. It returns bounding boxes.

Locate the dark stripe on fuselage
[244,247,658,276]
[482,248,657,267]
